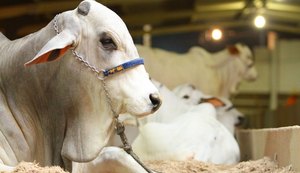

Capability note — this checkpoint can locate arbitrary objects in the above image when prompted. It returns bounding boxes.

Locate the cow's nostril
[236,116,246,126]
[238,116,245,122]
[149,93,162,112]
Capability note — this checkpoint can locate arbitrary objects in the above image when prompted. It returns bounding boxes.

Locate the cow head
[215,99,245,134]
[228,43,258,82]
[24,0,161,163]
[222,43,258,95]
[173,84,205,105]
[173,84,245,134]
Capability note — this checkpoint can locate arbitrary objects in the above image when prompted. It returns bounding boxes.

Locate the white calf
[173,84,245,135]
[132,110,240,164]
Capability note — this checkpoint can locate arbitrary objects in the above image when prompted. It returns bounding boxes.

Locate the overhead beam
[130,21,300,37]
[15,20,300,39]
[0,0,169,20]
[123,10,194,26]
[98,0,167,6]
[0,4,36,19]
[266,1,300,13]
[127,7,248,27]
[15,20,248,37]
[0,1,80,20]
[130,21,249,36]
[267,24,300,34]
[264,10,300,22]
[191,11,238,22]
[194,1,245,12]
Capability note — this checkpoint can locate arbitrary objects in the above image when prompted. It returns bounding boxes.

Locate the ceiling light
[211,28,223,41]
[254,15,266,28]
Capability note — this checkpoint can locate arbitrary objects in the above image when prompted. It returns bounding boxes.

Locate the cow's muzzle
[149,93,162,112]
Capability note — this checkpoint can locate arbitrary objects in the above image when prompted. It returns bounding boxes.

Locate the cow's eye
[183,95,189,99]
[100,36,117,50]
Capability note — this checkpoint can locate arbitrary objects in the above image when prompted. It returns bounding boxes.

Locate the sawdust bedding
[4,157,297,173]
[3,162,67,173]
[145,157,296,173]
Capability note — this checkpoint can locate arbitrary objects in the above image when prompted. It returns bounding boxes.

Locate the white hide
[173,84,245,135]
[0,0,160,172]
[132,108,240,164]
[131,80,240,164]
[72,147,150,173]
[140,80,217,124]
[138,43,258,98]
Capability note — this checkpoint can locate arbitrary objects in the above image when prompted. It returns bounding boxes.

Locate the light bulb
[254,15,266,28]
[211,28,222,41]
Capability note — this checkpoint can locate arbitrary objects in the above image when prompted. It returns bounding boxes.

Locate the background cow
[173,84,245,135]
[132,112,240,164]
[137,43,257,98]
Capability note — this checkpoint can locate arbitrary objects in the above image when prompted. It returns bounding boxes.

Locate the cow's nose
[149,93,162,112]
[236,116,246,126]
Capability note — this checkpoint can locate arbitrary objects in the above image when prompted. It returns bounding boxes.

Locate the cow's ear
[227,45,240,55]
[200,97,226,107]
[24,30,75,66]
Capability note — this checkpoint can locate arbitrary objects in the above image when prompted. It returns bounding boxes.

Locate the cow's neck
[209,50,231,68]
[217,59,240,98]
[0,20,62,165]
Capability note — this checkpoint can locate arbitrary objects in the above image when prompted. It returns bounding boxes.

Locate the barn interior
[2,0,299,130]
[1,0,300,172]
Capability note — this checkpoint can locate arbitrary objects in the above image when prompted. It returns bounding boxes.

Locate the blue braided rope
[103,58,144,77]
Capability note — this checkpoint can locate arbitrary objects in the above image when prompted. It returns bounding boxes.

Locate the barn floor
[6,157,296,173]
[145,157,296,173]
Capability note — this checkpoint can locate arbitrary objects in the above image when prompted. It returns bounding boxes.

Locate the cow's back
[0,32,11,58]
[0,33,26,67]
[137,45,219,93]
[0,32,9,41]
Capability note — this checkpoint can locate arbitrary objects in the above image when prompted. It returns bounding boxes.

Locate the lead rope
[100,80,155,173]
[53,15,154,173]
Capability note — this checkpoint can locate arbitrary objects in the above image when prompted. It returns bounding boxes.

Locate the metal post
[266,31,278,127]
[143,24,152,47]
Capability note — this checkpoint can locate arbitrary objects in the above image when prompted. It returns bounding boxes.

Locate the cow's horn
[77,1,90,16]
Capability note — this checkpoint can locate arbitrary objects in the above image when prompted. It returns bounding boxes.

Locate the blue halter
[103,58,144,77]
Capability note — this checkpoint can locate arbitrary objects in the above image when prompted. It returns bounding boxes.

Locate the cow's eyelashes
[100,36,117,50]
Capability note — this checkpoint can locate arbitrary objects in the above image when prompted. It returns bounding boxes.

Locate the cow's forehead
[244,46,252,57]
[235,44,252,61]
[86,0,128,32]
[81,0,134,53]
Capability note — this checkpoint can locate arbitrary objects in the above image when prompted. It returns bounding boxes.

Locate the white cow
[137,43,258,98]
[132,113,240,164]
[173,84,245,135]
[129,80,240,164]
[0,0,161,172]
